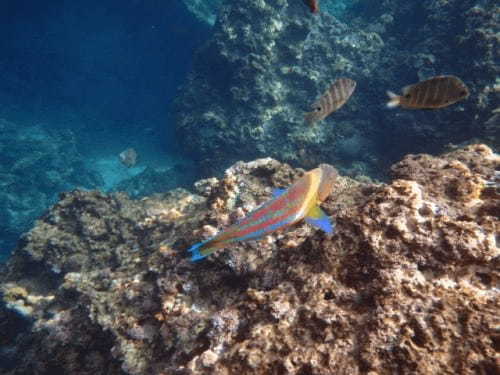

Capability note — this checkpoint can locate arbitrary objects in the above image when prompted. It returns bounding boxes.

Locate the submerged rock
[0,145,498,374]
[175,0,498,177]
[113,162,198,199]
[0,119,103,261]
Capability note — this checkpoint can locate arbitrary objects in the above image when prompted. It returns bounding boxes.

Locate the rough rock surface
[349,0,500,154]
[175,0,387,177]
[174,0,499,177]
[0,144,499,374]
[0,119,103,262]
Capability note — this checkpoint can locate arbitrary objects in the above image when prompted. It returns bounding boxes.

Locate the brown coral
[0,145,498,375]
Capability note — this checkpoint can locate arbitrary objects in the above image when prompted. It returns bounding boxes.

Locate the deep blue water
[0,0,211,261]
[0,0,210,149]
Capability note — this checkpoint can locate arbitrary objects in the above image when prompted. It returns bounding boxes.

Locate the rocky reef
[0,116,198,262]
[1,144,498,374]
[0,119,103,262]
[174,0,499,177]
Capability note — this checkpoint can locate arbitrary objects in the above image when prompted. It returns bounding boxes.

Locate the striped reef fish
[188,164,338,261]
[386,75,469,109]
[304,0,320,13]
[305,78,357,126]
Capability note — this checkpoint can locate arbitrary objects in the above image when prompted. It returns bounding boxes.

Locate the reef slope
[174,0,499,176]
[0,145,498,374]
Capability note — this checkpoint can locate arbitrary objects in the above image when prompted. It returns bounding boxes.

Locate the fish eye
[315,107,322,112]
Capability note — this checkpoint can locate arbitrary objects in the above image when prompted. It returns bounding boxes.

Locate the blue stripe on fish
[272,188,286,198]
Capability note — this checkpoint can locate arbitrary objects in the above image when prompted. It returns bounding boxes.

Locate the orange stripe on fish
[188,164,338,261]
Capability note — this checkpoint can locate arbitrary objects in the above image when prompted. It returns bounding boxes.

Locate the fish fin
[305,205,335,234]
[272,188,286,198]
[402,85,413,95]
[188,240,217,262]
[386,91,400,108]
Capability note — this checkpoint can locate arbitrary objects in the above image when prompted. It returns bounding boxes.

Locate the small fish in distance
[304,0,320,13]
[305,78,356,126]
[188,164,338,262]
[387,75,469,109]
[119,148,138,168]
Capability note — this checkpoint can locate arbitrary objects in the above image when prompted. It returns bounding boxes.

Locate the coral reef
[1,144,498,374]
[174,0,499,177]
[175,0,386,176]
[0,117,199,262]
[349,0,500,158]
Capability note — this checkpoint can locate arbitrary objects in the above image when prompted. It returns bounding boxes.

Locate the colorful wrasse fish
[304,0,320,13]
[386,75,469,109]
[305,78,356,126]
[188,164,338,261]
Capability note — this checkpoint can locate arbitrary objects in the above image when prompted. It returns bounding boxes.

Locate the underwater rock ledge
[174,0,499,178]
[1,145,499,374]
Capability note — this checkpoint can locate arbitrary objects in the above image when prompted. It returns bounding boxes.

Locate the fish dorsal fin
[402,84,413,95]
[305,205,334,234]
[272,188,286,198]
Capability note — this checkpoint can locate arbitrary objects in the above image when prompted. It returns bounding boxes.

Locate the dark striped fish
[188,164,338,261]
[305,78,356,126]
[387,75,469,109]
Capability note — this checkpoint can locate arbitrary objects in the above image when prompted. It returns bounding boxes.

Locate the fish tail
[386,91,400,108]
[188,240,217,262]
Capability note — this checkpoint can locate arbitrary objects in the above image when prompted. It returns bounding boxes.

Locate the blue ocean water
[0,0,211,261]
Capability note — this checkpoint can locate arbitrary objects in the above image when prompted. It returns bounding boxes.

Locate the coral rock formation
[0,145,498,374]
[0,119,103,261]
[175,0,499,177]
